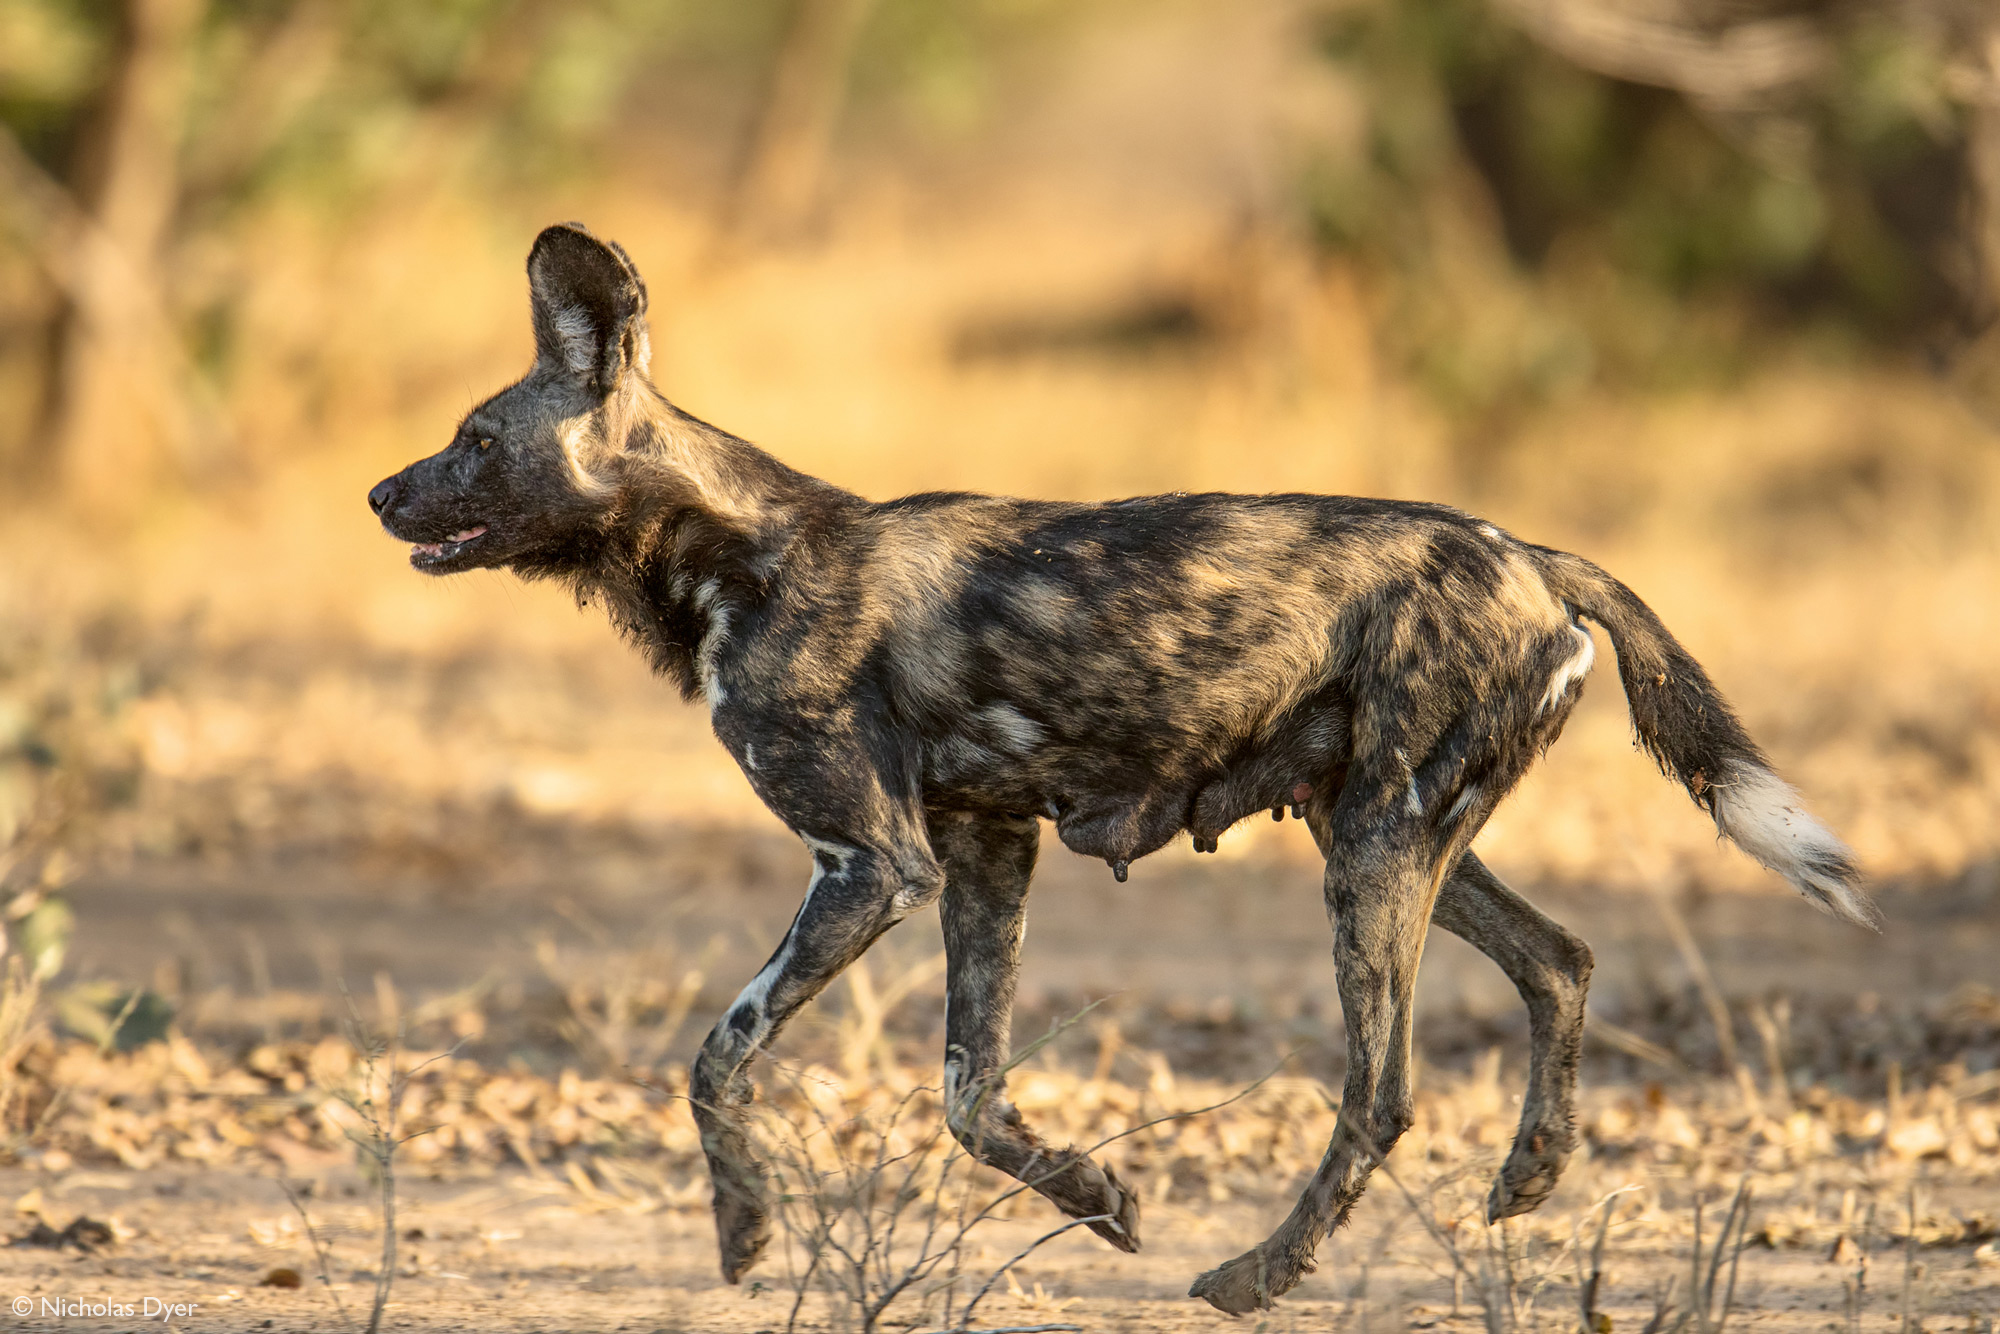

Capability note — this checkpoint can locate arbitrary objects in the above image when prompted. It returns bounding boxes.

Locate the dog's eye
[478,437,494,450]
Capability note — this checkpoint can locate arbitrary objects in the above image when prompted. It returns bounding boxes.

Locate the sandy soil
[1,1158,1994,1332]
[0,818,1989,1332]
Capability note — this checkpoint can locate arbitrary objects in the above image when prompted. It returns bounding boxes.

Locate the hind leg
[1434,852,1594,1220]
[932,810,1141,1251]
[1190,780,1445,1314]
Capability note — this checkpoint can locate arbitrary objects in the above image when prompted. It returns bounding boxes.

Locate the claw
[1111,860,1128,882]
[1272,805,1285,821]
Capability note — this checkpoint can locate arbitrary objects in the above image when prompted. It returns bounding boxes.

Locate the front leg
[689,825,945,1283]
[932,810,1141,1252]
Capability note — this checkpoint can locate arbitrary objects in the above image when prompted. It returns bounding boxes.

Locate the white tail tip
[1711,762,1879,930]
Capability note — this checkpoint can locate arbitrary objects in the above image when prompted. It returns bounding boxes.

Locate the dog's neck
[635,402,817,530]
[581,392,847,701]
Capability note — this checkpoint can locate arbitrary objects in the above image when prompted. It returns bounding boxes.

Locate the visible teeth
[411,527,484,560]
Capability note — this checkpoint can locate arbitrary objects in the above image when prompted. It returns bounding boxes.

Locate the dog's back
[789,490,1581,871]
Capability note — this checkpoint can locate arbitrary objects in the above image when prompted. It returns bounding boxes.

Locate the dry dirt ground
[0,1162,1994,1334]
[0,818,1994,1333]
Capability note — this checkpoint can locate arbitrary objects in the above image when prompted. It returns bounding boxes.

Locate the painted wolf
[368,223,1875,1314]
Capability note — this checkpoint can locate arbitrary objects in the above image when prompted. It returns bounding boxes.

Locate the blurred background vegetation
[1,0,1996,504]
[0,0,1997,1040]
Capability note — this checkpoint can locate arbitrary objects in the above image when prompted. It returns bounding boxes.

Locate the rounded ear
[526,223,652,394]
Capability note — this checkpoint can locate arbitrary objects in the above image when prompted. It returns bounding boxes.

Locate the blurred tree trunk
[181,0,339,197]
[1968,29,2000,321]
[730,0,878,240]
[40,0,209,512]
[1953,24,2000,417]
[1492,0,1831,129]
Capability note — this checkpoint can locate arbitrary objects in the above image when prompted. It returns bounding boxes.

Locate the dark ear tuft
[526,223,651,394]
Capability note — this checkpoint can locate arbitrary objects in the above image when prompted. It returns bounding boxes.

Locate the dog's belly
[921,685,1352,871]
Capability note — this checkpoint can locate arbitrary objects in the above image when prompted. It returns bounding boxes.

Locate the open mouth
[409,526,488,567]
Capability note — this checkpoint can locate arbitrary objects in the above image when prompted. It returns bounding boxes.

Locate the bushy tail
[1532,547,1878,930]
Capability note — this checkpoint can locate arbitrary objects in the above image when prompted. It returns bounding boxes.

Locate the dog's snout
[368,476,401,516]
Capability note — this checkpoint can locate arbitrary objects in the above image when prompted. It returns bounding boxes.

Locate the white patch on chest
[694,578,733,708]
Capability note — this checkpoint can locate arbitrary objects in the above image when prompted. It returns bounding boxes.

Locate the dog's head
[367,223,651,575]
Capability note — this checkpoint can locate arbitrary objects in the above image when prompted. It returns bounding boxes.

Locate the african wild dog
[368,224,1876,1314]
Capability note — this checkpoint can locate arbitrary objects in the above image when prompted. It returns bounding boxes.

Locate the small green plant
[0,884,72,1149]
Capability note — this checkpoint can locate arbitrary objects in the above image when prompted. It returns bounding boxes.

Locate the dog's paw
[1190,1247,1287,1315]
[1081,1162,1142,1253]
[1485,1132,1567,1221]
[715,1186,772,1284]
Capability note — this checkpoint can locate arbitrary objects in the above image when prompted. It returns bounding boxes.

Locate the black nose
[368,476,400,515]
